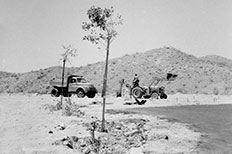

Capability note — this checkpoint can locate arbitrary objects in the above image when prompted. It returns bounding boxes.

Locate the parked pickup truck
[50,75,97,98]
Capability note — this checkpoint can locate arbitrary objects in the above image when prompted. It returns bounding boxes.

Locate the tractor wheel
[132,87,143,98]
[160,93,167,99]
[51,88,60,97]
[76,89,85,98]
[151,92,159,99]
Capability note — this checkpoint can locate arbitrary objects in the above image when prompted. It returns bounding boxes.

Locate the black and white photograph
[0,0,232,153]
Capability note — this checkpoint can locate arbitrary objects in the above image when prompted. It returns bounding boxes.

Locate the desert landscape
[1,47,232,95]
[1,47,232,154]
[0,92,231,154]
[1,1,232,153]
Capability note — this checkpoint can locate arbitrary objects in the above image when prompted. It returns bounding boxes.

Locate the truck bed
[50,79,68,87]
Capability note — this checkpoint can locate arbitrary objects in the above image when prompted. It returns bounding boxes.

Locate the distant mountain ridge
[1,46,232,95]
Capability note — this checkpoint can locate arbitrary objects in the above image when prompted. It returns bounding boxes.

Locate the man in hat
[132,74,140,88]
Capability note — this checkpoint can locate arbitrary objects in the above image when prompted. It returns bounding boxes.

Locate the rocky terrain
[1,46,232,95]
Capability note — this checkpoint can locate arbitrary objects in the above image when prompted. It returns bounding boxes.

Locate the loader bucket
[166,73,178,81]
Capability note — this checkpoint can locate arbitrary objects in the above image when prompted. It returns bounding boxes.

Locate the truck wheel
[160,93,167,99]
[87,93,96,98]
[76,89,85,98]
[151,92,159,99]
[132,87,143,98]
[51,88,60,97]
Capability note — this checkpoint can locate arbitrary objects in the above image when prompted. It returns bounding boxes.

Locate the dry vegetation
[1,46,232,95]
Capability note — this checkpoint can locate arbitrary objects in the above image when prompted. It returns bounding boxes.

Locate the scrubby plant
[62,99,85,117]
[213,87,219,95]
[42,101,62,112]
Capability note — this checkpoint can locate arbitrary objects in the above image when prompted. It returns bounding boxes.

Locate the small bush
[62,100,85,117]
[213,87,219,95]
[42,102,62,112]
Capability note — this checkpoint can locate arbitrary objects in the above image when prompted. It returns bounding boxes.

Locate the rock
[52,136,79,149]
[165,135,169,140]
[48,130,53,134]
[55,123,66,130]
[70,136,79,142]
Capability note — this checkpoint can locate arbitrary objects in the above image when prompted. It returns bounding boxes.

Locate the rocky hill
[1,46,232,95]
[200,55,232,71]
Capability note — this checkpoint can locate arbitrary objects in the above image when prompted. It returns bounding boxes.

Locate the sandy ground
[0,93,231,154]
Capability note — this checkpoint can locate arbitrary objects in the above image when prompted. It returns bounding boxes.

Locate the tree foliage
[82,6,123,45]
[60,45,78,63]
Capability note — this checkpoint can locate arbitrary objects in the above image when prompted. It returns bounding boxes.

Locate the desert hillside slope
[200,55,232,71]
[1,46,232,95]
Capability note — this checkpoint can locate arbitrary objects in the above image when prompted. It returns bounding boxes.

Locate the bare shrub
[42,101,62,112]
[62,99,85,117]
[213,87,219,95]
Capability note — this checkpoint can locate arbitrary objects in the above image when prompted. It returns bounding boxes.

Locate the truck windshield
[77,78,87,83]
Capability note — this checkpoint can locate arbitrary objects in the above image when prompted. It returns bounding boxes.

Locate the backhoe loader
[116,73,177,99]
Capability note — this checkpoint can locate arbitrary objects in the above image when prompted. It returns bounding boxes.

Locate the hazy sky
[0,0,232,73]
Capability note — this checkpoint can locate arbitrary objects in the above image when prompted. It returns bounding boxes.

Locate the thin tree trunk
[61,59,66,105]
[101,38,110,132]
[117,79,124,97]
